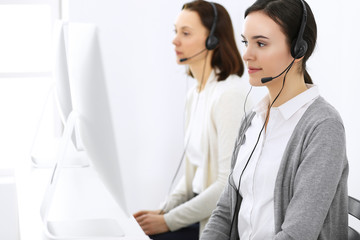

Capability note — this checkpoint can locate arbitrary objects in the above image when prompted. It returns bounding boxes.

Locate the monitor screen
[53,21,84,152]
[53,21,72,125]
[67,23,128,215]
[31,21,85,168]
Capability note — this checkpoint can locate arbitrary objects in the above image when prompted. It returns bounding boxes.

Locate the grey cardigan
[201,97,348,240]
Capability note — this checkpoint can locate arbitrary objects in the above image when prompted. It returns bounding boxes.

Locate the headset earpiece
[291,38,308,59]
[206,35,219,50]
[206,2,219,50]
[290,0,308,59]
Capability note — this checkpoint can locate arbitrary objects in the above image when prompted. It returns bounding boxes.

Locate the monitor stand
[40,111,127,240]
[44,219,124,239]
[30,85,89,169]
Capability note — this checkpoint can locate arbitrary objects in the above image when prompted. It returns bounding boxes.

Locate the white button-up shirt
[232,85,319,239]
[187,90,207,194]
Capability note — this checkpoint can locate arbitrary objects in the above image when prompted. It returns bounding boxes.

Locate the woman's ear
[294,56,304,63]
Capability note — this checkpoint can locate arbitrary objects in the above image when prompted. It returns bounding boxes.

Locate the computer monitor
[53,21,72,126]
[30,21,87,168]
[52,21,86,158]
[40,23,138,239]
[67,23,128,216]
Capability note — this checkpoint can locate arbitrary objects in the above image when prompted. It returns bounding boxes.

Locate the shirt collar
[277,84,319,120]
[254,84,320,120]
[254,95,270,116]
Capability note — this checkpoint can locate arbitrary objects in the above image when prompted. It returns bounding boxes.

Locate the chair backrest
[349,196,360,240]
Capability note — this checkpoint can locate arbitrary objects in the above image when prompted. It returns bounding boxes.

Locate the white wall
[306,0,360,200]
[67,0,360,214]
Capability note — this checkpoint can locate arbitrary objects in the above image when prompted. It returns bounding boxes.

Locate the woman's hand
[133,210,170,235]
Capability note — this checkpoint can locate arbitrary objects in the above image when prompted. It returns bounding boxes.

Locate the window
[0,0,60,168]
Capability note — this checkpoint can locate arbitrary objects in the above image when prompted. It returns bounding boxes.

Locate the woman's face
[242,11,293,86]
[172,9,208,64]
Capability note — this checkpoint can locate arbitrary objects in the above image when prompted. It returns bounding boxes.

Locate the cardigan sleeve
[200,181,235,240]
[274,117,348,239]
[164,86,247,231]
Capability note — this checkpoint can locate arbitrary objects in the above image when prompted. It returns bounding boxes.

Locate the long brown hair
[182,0,244,81]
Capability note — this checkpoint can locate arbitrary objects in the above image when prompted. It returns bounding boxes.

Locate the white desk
[0,169,20,240]
[16,166,149,240]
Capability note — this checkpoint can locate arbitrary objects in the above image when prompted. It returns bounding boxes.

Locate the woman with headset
[133,1,251,239]
[201,0,348,239]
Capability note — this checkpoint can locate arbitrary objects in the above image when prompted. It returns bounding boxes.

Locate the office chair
[348,196,360,240]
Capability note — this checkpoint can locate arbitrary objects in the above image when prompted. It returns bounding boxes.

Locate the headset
[261,0,308,83]
[291,0,308,59]
[180,1,219,62]
[206,2,219,50]
[229,0,309,236]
